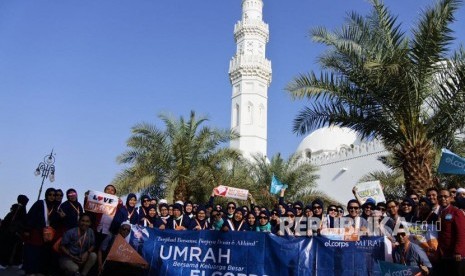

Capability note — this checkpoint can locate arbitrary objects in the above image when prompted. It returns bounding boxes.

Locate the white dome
[296,126,361,154]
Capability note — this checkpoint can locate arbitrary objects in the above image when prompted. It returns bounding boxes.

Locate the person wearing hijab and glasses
[58,188,85,231]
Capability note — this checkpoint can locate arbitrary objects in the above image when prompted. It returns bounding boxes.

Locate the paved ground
[0,267,25,276]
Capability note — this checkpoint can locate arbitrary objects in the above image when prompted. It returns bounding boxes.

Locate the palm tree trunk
[398,141,435,196]
[174,179,188,202]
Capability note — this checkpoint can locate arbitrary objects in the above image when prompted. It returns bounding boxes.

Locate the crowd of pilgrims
[0,184,465,275]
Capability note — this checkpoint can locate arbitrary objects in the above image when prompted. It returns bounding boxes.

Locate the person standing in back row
[437,189,465,276]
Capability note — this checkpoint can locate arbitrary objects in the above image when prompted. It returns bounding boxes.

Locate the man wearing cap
[392,228,431,275]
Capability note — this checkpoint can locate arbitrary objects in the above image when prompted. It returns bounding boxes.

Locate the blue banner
[378,261,421,275]
[142,229,386,276]
[438,148,465,175]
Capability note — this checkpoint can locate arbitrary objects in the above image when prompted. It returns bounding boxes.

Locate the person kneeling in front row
[59,214,96,276]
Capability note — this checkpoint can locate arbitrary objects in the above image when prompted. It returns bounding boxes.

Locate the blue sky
[0,0,463,215]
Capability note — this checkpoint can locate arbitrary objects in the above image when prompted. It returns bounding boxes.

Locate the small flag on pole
[438,149,465,175]
[270,174,288,195]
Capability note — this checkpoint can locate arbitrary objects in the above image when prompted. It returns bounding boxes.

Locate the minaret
[229,0,272,160]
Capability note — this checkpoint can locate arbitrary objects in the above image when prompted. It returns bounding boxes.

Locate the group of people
[1,184,465,275]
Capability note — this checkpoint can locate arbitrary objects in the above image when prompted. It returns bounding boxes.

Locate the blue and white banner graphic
[378,261,421,276]
[141,229,386,276]
[438,148,465,175]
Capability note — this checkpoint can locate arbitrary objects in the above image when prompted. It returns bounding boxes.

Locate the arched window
[234,104,240,127]
[247,102,254,124]
[258,104,265,127]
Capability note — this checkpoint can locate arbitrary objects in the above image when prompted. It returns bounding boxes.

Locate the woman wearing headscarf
[321,204,339,230]
[221,209,246,232]
[256,210,271,232]
[188,205,209,230]
[109,193,138,234]
[140,205,158,228]
[58,188,84,231]
[23,188,60,276]
[138,195,152,225]
[0,195,29,268]
[210,209,224,231]
[400,197,417,223]
[154,203,170,230]
[167,203,190,230]
[244,212,257,231]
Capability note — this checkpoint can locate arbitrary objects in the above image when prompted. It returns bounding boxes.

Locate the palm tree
[113,111,241,202]
[287,0,465,195]
[242,153,336,208]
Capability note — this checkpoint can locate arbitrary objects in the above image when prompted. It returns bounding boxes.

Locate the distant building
[295,126,389,204]
[228,1,389,204]
[229,0,272,160]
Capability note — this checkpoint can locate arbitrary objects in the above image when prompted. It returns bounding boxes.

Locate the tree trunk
[397,140,435,196]
[174,179,188,202]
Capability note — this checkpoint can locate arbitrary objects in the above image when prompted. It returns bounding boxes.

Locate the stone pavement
[0,267,25,276]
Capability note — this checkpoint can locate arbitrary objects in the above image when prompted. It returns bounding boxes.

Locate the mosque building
[228,0,390,205]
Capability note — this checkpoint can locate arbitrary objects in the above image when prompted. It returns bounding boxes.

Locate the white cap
[457,188,465,194]
[159,199,168,204]
[175,200,184,205]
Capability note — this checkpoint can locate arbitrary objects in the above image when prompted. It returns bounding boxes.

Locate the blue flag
[378,260,421,275]
[438,148,465,175]
[270,175,288,194]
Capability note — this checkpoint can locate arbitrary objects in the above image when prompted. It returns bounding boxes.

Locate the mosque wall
[303,140,390,206]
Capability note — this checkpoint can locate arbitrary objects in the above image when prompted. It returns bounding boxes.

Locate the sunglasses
[294,206,302,210]
[313,206,322,210]
[328,208,337,212]
[364,206,373,210]
[396,232,406,237]
[348,206,359,210]
[143,199,150,202]
[377,207,386,211]
[259,216,268,219]
[287,214,295,218]
[338,209,344,213]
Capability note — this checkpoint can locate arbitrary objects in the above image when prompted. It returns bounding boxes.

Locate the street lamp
[34,150,56,201]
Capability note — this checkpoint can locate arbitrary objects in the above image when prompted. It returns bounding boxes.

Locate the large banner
[438,148,465,175]
[142,229,386,276]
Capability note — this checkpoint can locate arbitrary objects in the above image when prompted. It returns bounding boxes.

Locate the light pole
[34,150,56,201]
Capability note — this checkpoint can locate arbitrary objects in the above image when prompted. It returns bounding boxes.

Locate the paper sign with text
[213,185,249,200]
[353,180,386,205]
[84,190,119,216]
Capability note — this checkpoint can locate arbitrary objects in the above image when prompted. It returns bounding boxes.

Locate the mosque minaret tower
[229,0,272,160]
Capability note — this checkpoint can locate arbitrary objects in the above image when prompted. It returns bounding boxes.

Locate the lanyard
[70,202,80,222]
[77,229,88,255]
[227,219,244,231]
[196,219,207,230]
[127,207,135,220]
[174,216,183,229]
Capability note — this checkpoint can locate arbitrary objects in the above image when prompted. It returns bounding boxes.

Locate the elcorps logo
[324,241,349,248]
[384,269,414,276]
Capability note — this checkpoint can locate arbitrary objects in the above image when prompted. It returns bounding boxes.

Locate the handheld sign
[106,234,148,267]
[213,185,249,200]
[353,180,385,205]
[84,190,119,216]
